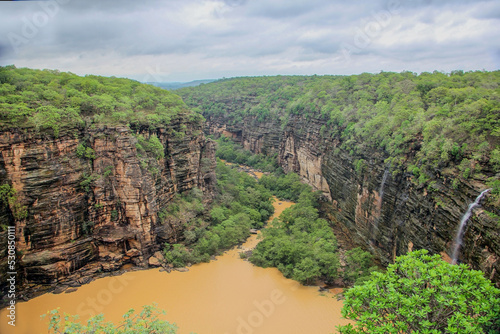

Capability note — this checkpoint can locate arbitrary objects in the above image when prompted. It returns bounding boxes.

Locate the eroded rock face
[0,116,215,299]
[205,112,500,287]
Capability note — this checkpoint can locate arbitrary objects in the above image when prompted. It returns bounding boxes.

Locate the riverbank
[0,162,352,334]
[0,196,350,334]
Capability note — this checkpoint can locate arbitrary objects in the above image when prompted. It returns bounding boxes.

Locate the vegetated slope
[148,79,216,91]
[180,71,500,179]
[0,66,216,303]
[179,71,500,287]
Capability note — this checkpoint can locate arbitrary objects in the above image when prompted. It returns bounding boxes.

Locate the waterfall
[451,189,491,264]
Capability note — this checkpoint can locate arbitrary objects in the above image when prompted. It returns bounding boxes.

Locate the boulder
[126,248,141,257]
[153,251,165,262]
[148,256,161,267]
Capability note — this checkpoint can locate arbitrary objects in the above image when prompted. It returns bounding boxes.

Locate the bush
[250,199,339,285]
[342,247,377,285]
[338,250,500,334]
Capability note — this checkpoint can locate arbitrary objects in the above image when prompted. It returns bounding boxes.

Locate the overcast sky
[0,0,499,82]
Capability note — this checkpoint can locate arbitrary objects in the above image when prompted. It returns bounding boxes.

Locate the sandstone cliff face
[0,116,215,299]
[205,113,500,287]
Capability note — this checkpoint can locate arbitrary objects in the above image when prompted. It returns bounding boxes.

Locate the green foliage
[354,159,366,175]
[215,136,279,172]
[163,243,198,267]
[103,166,114,178]
[136,134,165,160]
[180,71,500,184]
[250,193,339,285]
[147,135,165,160]
[80,173,99,192]
[76,143,95,160]
[43,303,178,333]
[259,172,313,202]
[0,183,27,220]
[491,148,500,169]
[342,247,377,285]
[210,139,338,285]
[0,184,16,205]
[0,66,194,134]
[338,250,500,334]
[162,162,274,267]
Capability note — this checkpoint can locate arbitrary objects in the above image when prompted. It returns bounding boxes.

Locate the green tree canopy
[338,250,500,334]
[0,66,196,135]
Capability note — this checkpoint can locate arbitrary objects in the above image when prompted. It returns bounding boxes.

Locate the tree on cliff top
[337,250,500,334]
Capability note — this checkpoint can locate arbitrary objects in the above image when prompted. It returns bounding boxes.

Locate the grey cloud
[246,0,324,19]
[0,0,497,81]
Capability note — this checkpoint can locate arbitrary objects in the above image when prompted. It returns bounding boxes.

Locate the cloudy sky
[0,0,499,82]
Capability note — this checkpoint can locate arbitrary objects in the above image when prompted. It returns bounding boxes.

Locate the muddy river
[1,173,350,334]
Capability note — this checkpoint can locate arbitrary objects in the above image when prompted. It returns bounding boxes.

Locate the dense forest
[179,71,500,200]
[0,65,203,135]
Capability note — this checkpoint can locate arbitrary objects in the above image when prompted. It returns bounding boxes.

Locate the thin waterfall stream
[451,189,491,264]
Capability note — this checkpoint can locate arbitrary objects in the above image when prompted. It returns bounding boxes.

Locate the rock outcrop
[204,112,500,287]
[0,114,216,302]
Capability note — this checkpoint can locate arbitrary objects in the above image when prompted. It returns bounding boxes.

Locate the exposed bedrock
[0,116,216,300]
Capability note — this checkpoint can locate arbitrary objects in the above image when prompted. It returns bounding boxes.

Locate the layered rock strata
[0,116,215,301]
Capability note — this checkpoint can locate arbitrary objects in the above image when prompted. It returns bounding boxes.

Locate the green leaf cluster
[0,183,27,220]
[343,247,378,286]
[338,249,500,334]
[76,143,96,160]
[136,134,165,160]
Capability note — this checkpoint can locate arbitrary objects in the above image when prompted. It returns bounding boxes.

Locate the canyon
[204,112,500,287]
[1,69,498,309]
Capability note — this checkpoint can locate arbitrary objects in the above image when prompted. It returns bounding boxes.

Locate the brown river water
[1,170,350,334]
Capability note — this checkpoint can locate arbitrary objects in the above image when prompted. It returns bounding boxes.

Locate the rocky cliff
[0,115,216,301]
[204,112,500,287]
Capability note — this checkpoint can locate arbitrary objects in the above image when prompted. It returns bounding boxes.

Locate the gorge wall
[0,116,216,301]
[205,113,500,287]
